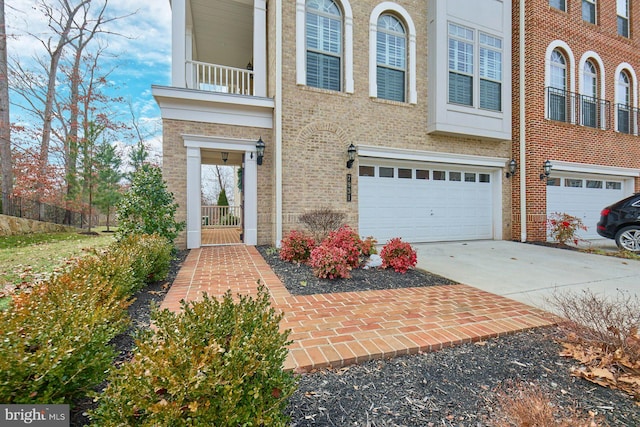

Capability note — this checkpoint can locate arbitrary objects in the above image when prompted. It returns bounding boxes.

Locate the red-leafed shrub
[360,236,378,257]
[380,238,417,274]
[322,225,362,268]
[280,230,315,264]
[309,245,351,279]
[547,212,587,246]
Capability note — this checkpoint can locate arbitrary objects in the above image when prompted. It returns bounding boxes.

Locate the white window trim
[445,22,504,112]
[614,63,638,134]
[296,0,354,93]
[368,2,417,104]
[617,0,630,37]
[582,0,596,23]
[544,40,576,121]
[578,52,606,129]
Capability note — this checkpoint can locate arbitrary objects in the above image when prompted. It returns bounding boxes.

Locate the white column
[186,146,201,249]
[243,151,258,245]
[172,0,187,87]
[254,0,267,97]
[185,25,194,88]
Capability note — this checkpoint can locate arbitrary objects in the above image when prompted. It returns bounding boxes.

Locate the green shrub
[0,233,174,404]
[0,270,129,403]
[109,234,173,294]
[116,165,185,244]
[90,285,297,426]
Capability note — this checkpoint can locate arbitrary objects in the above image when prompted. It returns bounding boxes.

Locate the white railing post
[186,60,254,95]
[201,205,243,228]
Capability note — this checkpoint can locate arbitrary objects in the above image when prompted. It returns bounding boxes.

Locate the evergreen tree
[94,141,122,231]
[116,165,184,244]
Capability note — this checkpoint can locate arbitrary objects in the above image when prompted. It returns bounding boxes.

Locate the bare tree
[33,0,90,198]
[10,0,132,206]
[0,0,12,213]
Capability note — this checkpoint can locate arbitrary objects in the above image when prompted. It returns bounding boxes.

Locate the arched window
[549,49,568,122]
[617,71,631,133]
[306,0,342,91]
[376,14,406,102]
[581,60,598,127]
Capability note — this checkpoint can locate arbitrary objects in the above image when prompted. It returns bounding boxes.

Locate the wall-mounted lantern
[505,159,517,178]
[346,144,356,169]
[539,160,552,181]
[221,152,229,164]
[256,137,265,166]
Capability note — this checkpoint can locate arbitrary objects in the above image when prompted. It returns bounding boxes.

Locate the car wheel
[614,226,640,252]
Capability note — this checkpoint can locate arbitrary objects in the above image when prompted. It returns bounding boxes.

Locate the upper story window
[550,0,566,11]
[548,49,568,122]
[581,60,598,127]
[376,14,406,102]
[479,33,502,111]
[617,0,630,37]
[306,0,342,91]
[616,70,632,133]
[582,0,596,24]
[448,23,503,112]
[448,23,474,106]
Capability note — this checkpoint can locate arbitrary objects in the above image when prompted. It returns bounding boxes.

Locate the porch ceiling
[187,0,253,69]
[201,149,243,166]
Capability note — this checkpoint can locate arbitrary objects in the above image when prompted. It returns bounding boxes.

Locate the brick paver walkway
[161,245,554,372]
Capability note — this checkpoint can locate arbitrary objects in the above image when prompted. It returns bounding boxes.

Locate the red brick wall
[513,0,640,241]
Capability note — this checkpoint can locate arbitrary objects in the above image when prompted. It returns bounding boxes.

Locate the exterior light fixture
[256,137,265,166]
[505,159,517,178]
[346,144,356,169]
[540,160,552,181]
[221,152,229,164]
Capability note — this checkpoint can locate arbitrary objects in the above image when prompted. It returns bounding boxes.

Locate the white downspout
[519,0,527,242]
[275,0,283,246]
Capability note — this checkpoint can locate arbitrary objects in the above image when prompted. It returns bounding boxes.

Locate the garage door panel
[359,164,494,243]
[547,176,625,239]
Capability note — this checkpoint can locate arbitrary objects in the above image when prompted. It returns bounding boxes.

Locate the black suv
[597,193,640,252]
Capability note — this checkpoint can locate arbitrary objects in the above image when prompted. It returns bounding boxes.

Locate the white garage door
[546,175,625,239]
[358,163,495,244]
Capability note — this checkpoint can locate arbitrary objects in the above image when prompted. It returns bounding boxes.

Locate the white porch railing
[187,60,254,96]
[201,205,242,228]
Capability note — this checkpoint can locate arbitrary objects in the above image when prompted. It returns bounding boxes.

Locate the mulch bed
[255,246,640,426]
[256,245,457,296]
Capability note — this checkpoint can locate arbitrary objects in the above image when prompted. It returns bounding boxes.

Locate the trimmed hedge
[90,285,297,426]
[0,234,173,404]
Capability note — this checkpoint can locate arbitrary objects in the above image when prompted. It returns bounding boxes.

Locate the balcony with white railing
[187,61,255,96]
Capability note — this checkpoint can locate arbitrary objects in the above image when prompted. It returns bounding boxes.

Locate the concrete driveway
[414,240,640,312]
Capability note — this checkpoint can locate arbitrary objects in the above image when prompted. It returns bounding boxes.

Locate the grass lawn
[0,228,117,309]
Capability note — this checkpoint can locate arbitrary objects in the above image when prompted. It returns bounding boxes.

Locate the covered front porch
[171,0,267,98]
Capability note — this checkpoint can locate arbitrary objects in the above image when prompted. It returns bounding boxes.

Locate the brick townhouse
[153,0,638,250]
[514,0,640,241]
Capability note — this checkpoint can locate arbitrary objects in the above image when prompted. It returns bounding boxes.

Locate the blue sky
[6,0,172,161]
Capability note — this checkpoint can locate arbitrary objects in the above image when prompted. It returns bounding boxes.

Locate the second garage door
[546,175,626,239]
[358,163,495,244]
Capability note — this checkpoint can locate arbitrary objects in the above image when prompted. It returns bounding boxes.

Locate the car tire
[614,225,640,253]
